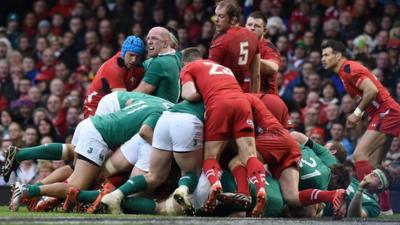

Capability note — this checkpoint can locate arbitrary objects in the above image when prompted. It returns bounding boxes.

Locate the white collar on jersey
[158,49,176,56]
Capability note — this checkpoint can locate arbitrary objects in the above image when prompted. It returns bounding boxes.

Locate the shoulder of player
[260,39,280,52]
[210,31,227,47]
[340,60,367,75]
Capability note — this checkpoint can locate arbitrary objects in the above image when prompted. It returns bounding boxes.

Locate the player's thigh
[95,92,120,116]
[174,148,203,174]
[67,158,101,190]
[109,148,134,173]
[204,140,227,159]
[353,130,387,161]
[369,135,393,166]
[235,136,257,164]
[278,167,301,207]
[147,147,173,183]
[41,165,73,185]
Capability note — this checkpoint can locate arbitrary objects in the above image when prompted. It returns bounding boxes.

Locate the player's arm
[133,80,157,94]
[250,53,261,93]
[347,190,368,218]
[139,124,153,145]
[260,58,279,76]
[347,77,378,126]
[356,78,378,113]
[181,81,201,102]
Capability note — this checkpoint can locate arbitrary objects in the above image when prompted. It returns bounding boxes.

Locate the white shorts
[95,92,120,116]
[190,172,210,210]
[153,111,203,152]
[72,118,108,166]
[120,133,152,172]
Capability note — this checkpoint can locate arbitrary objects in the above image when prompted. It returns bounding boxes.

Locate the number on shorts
[204,62,234,76]
[238,41,249,65]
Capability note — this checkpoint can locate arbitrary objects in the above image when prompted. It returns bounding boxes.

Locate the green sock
[36,182,43,186]
[118,175,147,197]
[16,143,63,162]
[76,190,100,203]
[178,172,198,193]
[121,197,156,214]
[27,185,41,198]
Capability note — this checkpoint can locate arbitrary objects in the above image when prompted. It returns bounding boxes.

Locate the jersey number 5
[238,41,249,65]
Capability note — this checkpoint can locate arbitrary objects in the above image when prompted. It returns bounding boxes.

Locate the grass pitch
[0,206,399,225]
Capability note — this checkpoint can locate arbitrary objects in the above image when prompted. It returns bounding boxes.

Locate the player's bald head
[148,26,170,41]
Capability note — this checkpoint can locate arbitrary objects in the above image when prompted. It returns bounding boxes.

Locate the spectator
[15,160,37,184]
[290,109,304,133]
[0,109,14,138]
[385,137,400,164]
[22,56,38,82]
[8,122,24,147]
[329,122,354,156]
[37,118,61,142]
[309,127,325,145]
[48,13,64,35]
[324,103,341,132]
[27,86,43,108]
[319,80,339,106]
[35,160,53,183]
[23,125,39,147]
[339,94,356,121]
[22,12,37,39]
[46,94,62,120]
[34,0,49,21]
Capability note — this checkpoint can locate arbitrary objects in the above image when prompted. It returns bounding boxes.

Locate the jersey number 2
[238,41,249,65]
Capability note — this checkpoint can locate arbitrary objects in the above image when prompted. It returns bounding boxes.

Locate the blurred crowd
[0,0,399,190]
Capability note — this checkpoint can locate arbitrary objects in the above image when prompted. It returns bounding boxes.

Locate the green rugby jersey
[299,145,331,190]
[142,51,182,103]
[91,94,172,149]
[169,100,205,122]
[323,178,380,218]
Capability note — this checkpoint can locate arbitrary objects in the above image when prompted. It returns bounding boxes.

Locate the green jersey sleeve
[310,142,338,167]
[143,61,164,87]
[142,112,162,129]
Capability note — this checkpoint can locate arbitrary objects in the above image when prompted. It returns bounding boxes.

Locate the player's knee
[352,149,367,161]
[283,194,301,208]
[146,172,166,187]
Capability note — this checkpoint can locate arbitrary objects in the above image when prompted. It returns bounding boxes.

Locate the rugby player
[209,0,261,93]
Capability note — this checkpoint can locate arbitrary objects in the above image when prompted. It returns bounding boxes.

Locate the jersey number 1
[238,41,249,65]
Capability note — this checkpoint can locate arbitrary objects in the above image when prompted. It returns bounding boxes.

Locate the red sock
[203,158,221,185]
[107,173,129,188]
[299,189,336,206]
[232,165,249,195]
[379,190,392,211]
[355,160,373,181]
[246,157,266,191]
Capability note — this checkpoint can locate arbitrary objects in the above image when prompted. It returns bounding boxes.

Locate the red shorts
[368,104,400,137]
[256,129,301,179]
[83,94,102,118]
[205,95,254,141]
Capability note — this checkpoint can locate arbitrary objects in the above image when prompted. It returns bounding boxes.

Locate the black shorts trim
[77,154,100,167]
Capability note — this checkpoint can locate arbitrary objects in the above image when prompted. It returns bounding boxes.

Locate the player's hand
[346,113,361,128]
[359,174,373,189]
